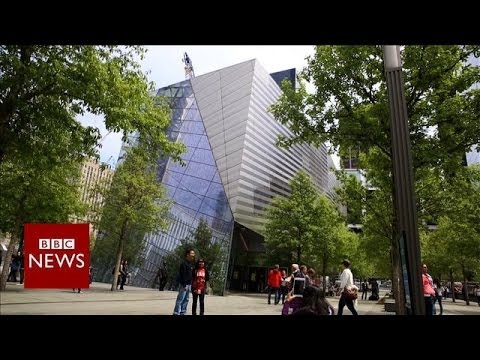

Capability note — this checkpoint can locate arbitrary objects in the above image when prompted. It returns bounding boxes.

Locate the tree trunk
[0,233,19,291]
[462,265,469,306]
[449,269,455,303]
[110,220,127,291]
[296,245,301,264]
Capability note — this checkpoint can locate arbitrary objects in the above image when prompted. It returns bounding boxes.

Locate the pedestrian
[172,248,195,315]
[337,259,358,316]
[267,264,282,305]
[433,278,443,315]
[156,261,168,291]
[361,279,368,300]
[421,264,435,316]
[191,258,209,315]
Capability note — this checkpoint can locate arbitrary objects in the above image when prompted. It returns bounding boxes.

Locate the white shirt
[340,268,354,290]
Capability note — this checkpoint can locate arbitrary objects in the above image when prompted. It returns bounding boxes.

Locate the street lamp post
[383,45,425,315]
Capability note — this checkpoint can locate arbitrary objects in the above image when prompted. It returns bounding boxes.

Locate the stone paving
[1,282,479,315]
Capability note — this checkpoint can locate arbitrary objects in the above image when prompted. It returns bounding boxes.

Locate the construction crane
[182,52,195,79]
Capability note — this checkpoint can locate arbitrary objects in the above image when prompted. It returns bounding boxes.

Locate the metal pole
[383,45,425,315]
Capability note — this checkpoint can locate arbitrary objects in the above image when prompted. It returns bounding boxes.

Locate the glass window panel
[191,121,205,134]
[196,135,211,150]
[185,108,198,121]
[205,182,225,200]
[168,161,187,175]
[173,188,202,212]
[191,148,215,165]
[180,147,195,162]
[182,133,202,148]
[199,196,227,217]
[180,175,210,196]
[184,162,215,181]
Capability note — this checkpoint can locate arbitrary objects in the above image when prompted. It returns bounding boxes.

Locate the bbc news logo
[24,223,90,288]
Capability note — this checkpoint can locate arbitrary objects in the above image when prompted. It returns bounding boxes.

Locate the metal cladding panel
[192,59,329,235]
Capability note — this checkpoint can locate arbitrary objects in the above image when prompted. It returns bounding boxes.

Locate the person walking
[191,258,209,315]
[433,278,443,315]
[267,264,282,305]
[172,248,195,315]
[337,259,358,316]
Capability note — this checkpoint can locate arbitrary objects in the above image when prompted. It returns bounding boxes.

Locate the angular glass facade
[130,80,234,291]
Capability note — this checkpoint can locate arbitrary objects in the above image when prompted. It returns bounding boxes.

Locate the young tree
[264,171,319,264]
[95,146,172,291]
[162,219,226,295]
[264,170,356,293]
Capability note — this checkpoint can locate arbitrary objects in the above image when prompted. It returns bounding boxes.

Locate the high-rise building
[128,60,332,292]
[73,158,114,243]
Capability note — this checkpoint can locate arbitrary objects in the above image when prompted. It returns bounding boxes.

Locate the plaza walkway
[1,282,479,315]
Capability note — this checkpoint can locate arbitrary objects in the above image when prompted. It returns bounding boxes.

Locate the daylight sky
[79,46,317,166]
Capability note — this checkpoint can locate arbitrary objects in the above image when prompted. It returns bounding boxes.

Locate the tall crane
[182,52,195,79]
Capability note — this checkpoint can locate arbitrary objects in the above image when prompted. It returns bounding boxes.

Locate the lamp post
[383,45,425,315]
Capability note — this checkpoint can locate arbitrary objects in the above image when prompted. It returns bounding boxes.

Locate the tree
[94,146,171,291]
[264,171,319,265]
[270,45,480,313]
[163,219,226,295]
[0,155,85,290]
[264,170,355,293]
[0,46,184,166]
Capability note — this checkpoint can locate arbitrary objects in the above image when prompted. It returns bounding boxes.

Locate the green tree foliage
[93,146,171,291]
[421,165,480,285]
[0,46,184,165]
[163,219,226,295]
[264,171,319,265]
[0,155,85,290]
[264,170,356,292]
[270,46,480,311]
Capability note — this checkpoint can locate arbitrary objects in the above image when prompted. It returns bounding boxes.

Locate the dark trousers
[433,295,443,315]
[337,294,358,316]
[280,286,288,304]
[120,275,127,290]
[159,278,167,291]
[8,268,17,282]
[424,296,434,316]
[268,287,280,304]
[19,268,24,284]
[192,292,205,315]
[361,290,368,300]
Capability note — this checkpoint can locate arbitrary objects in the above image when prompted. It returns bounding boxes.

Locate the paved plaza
[1,282,479,315]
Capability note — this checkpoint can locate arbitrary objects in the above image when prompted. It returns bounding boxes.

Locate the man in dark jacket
[172,248,195,315]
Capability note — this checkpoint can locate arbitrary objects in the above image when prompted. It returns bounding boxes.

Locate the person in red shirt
[191,258,209,315]
[267,264,282,305]
[422,264,435,316]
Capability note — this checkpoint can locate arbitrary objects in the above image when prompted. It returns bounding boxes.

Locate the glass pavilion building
[128,59,334,293]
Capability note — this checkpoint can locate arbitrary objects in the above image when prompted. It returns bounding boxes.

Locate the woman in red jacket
[191,259,210,315]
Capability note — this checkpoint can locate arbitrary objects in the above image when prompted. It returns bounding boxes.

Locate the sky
[79,46,317,166]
